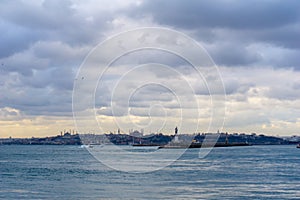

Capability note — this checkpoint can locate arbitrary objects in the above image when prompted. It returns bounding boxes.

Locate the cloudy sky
[1,0,300,138]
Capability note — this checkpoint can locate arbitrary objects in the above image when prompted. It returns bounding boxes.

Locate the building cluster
[0,131,298,146]
[0,132,81,145]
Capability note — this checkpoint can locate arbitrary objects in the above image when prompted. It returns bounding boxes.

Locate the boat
[80,144,96,148]
[80,144,92,148]
[297,144,300,148]
[132,144,160,150]
[132,144,161,147]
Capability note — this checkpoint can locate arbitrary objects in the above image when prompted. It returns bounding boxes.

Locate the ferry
[80,144,93,148]
[132,144,160,150]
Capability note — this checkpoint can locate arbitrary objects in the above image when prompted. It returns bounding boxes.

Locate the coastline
[1,132,298,146]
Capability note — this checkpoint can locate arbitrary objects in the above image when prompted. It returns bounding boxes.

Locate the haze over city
[1,0,300,138]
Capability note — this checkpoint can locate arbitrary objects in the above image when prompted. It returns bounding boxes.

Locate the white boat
[80,144,93,148]
[132,145,160,150]
[297,144,300,148]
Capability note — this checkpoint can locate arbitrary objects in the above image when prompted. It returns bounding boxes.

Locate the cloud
[226,110,270,127]
[0,0,299,136]
[204,42,262,66]
[0,107,23,121]
[0,20,39,58]
[133,0,300,30]
[126,0,300,68]
[0,0,132,59]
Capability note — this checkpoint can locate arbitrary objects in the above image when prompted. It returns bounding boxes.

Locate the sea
[0,145,299,199]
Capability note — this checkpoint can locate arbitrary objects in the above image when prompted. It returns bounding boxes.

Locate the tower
[174,126,179,143]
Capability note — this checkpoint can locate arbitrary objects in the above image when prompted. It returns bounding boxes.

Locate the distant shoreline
[1,132,299,146]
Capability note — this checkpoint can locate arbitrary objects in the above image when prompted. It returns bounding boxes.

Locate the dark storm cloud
[133,0,300,30]
[0,20,39,58]
[128,0,300,68]
[0,0,111,59]
[0,0,74,30]
[205,42,262,66]
[250,24,300,49]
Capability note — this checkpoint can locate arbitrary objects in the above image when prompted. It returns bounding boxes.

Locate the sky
[0,0,300,138]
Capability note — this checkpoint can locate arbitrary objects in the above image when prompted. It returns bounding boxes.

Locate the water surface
[0,145,299,199]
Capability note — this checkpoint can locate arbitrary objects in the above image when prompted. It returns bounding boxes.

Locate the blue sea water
[0,145,299,199]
